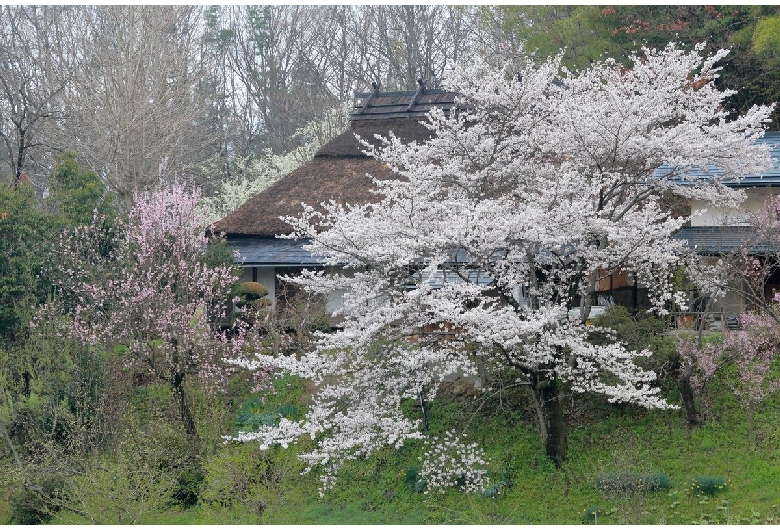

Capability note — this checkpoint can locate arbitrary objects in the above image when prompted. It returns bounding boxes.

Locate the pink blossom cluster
[679,311,780,415]
[46,184,268,393]
[725,312,780,408]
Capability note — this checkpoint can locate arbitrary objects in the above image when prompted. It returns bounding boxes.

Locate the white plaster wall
[691,188,774,226]
[324,266,350,317]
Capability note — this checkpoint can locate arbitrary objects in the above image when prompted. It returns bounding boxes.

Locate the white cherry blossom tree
[232,43,773,491]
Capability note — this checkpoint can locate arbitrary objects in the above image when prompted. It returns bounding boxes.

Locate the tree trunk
[678,297,710,428]
[172,373,199,443]
[677,361,701,427]
[532,377,568,467]
[14,128,25,186]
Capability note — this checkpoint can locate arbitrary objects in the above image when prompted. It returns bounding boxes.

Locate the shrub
[63,454,177,524]
[174,467,205,507]
[198,443,289,521]
[595,471,671,494]
[233,396,300,432]
[402,464,427,493]
[235,281,269,300]
[418,431,489,494]
[689,475,729,496]
[582,505,601,524]
[8,474,64,524]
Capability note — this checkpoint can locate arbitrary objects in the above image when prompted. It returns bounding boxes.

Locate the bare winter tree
[68,6,210,208]
[196,6,482,158]
[0,5,528,200]
[340,6,479,91]
[0,6,80,188]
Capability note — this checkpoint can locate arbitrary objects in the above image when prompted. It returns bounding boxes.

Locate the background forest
[3,5,780,524]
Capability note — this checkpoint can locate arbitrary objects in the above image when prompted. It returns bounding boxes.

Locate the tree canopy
[232,43,773,491]
[500,5,780,128]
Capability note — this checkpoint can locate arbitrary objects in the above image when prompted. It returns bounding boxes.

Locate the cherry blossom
[233,43,773,492]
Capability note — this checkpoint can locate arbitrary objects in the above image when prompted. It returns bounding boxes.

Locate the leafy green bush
[235,281,269,299]
[174,467,205,507]
[689,475,730,496]
[234,396,300,432]
[198,443,294,522]
[590,306,679,390]
[8,474,64,524]
[402,464,426,493]
[595,471,671,494]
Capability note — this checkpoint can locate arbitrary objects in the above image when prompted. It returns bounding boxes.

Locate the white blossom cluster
[201,102,351,224]
[418,431,489,494]
[232,43,774,492]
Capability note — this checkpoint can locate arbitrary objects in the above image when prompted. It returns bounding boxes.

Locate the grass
[163,384,780,524]
[7,357,780,524]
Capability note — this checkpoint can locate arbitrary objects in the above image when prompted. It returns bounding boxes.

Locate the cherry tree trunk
[533,379,568,467]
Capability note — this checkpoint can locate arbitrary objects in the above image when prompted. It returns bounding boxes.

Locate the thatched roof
[213,87,457,238]
[212,156,391,238]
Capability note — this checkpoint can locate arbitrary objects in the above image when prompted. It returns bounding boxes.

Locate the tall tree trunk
[532,377,568,467]
[678,297,711,428]
[13,128,26,187]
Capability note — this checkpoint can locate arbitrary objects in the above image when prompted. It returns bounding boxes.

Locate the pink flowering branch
[46,184,270,441]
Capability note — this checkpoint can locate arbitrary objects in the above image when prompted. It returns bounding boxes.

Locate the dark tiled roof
[673,225,778,254]
[658,132,780,187]
[228,236,477,267]
[228,237,323,266]
[351,87,457,121]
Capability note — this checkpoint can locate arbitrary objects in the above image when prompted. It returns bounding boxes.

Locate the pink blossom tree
[678,311,780,434]
[694,195,780,325]
[47,185,249,441]
[676,335,722,425]
[681,195,780,427]
[724,313,780,416]
[233,43,773,492]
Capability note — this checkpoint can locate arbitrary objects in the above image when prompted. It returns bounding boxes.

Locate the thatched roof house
[213,85,458,306]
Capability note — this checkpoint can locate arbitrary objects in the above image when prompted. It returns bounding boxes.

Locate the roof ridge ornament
[358,81,381,115]
[407,77,426,111]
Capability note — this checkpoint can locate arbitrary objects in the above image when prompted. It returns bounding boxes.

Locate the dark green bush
[8,474,64,524]
[689,475,729,496]
[590,306,679,390]
[234,396,301,432]
[481,459,514,499]
[174,467,205,507]
[595,471,671,494]
[403,464,426,493]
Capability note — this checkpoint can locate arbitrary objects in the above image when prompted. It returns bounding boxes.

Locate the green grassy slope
[85,380,780,525]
